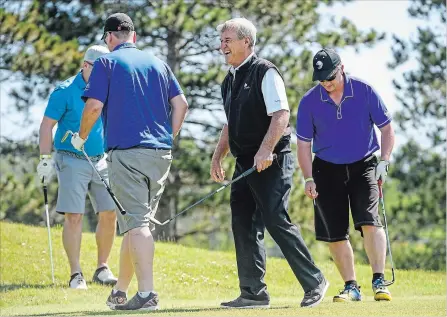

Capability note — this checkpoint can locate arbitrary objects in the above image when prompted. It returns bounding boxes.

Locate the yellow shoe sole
[374,293,392,301]
[333,297,348,303]
[333,297,361,302]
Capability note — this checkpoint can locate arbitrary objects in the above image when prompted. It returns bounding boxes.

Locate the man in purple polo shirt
[70,13,188,311]
[296,48,395,302]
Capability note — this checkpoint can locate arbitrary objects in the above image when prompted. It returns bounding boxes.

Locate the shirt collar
[74,71,86,90]
[229,52,255,75]
[113,42,137,51]
[319,74,354,102]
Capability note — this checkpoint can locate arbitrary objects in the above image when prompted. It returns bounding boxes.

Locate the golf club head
[61,130,74,143]
[148,215,163,226]
[148,215,170,226]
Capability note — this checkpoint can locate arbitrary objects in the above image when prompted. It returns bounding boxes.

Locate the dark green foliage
[1,0,382,242]
[387,0,446,270]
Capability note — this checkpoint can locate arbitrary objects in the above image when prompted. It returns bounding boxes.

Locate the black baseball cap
[312,48,341,81]
[101,13,134,40]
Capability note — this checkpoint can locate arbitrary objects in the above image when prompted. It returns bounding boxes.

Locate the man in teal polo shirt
[37,45,118,289]
[296,48,395,302]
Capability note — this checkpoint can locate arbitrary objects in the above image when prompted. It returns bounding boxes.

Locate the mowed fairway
[1,222,445,316]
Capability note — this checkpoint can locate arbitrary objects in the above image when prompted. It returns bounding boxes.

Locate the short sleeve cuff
[81,92,106,104]
[296,133,312,142]
[376,117,392,128]
[43,111,61,121]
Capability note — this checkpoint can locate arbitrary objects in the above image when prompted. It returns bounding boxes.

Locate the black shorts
[313,154,382,242]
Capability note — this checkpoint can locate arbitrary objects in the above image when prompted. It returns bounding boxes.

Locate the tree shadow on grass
[0,283,57,292]
[29,305,293,316]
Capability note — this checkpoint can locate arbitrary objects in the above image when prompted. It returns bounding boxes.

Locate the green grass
[0,222,445,316]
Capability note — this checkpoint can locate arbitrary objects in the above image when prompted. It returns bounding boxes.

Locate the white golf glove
[375,160,390,184]
[71,132,87,151]
[37,157,55,184]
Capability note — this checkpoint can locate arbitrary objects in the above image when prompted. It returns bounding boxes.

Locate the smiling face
[220,29,251,67]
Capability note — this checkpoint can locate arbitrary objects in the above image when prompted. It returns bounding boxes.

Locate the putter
[378,179,396,286]
[42,178,55,284]
[149,156,275,226]
[61,130,126,215]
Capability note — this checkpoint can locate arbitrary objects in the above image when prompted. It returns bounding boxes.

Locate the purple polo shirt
[83,43,183,151]
[296,75,392,164]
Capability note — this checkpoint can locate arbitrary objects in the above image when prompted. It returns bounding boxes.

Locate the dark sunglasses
[102,32,111,45]
[320,68,340,82]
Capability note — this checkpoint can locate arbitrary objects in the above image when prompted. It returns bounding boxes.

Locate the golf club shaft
[62,131,126,215]
[153,165,258,226]
[81,148,126,215]
[42,179,55,284]
[378,180,396,286]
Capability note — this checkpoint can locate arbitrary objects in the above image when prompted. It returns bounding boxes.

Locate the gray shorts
[106,148,172,234]
[54,152,116,214]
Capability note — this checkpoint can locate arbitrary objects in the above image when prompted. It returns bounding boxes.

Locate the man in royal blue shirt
[296,48,395,302]
[37,45,118,289]
[70,13,188,311]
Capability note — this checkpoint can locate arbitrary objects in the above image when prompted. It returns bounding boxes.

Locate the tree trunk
[152,30,180,240]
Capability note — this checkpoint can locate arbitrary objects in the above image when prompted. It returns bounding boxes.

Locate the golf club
[378,179,396,286]
[149,158,270,226]
[61,130,126,215]
[42,178,55,284]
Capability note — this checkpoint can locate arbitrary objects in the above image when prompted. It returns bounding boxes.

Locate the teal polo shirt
[44,71,106,156]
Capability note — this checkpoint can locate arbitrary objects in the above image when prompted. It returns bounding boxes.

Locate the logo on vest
[243,83,250,89]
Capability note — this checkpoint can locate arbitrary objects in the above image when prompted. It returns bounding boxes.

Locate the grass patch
[1,221,445,316]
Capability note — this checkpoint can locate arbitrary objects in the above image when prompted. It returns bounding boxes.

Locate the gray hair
[216,18,257,48]
[111,30,133,40]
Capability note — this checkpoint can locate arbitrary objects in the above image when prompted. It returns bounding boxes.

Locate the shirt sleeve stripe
[296,133,312,142]
[376,117,392,128]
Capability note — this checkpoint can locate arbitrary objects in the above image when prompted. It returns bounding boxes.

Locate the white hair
[216,18,257,48]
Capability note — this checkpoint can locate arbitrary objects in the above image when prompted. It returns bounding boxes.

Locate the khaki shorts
[106,148,172,234]
[54,152,116,214]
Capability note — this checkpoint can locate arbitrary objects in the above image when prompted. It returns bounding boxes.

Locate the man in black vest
[211,18,329,309]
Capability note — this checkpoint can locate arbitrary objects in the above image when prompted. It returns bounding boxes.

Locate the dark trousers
[231,152,323,300]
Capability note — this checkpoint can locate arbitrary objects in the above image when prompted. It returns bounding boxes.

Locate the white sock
[138,291,153,298]
[112,289,124,295]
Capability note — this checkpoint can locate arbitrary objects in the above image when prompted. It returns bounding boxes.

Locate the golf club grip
[378,179,383,198]
[42,178,49,204]
[107,188,126,215]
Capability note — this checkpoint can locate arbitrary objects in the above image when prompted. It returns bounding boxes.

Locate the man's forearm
[297,140,313,179]
[380,124,395,161]
[39,117,57,155]
[260,109,289,152]
[39,125,53,155]
[212,124,230,161]
[172,105,188,138]
[79,99,103,140]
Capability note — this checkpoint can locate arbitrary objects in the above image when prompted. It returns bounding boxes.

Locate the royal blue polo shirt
[82,43,183,151]
[296,75,392,164]
[44,72,106,156]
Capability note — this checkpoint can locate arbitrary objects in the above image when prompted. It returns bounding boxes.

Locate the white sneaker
[92,266,118,286]
[69,272,88,289]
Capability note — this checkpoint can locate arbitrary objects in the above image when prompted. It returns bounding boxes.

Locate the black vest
[221,55,291,158]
